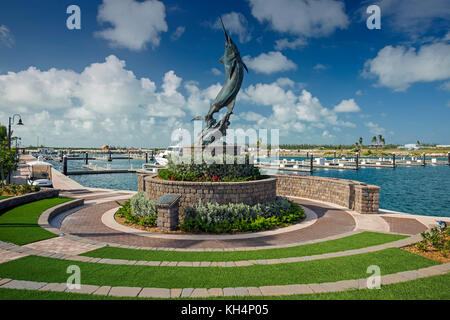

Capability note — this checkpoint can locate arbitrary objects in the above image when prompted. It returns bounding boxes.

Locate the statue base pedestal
[183,145,242,157]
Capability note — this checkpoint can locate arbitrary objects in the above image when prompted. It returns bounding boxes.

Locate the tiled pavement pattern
[0,263,448,298]
[24,237,102,256]
[0,248,28,264]
[59,199,357,249]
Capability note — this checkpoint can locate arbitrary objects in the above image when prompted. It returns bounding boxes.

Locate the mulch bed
[402,235,450,263]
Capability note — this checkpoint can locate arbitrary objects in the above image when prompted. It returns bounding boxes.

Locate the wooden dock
[67,169,137,175]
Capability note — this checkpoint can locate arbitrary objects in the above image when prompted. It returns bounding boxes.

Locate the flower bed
[0,183,40,197]
[157,154,263,182]
[403,226,450,263]
[180,197,306,233]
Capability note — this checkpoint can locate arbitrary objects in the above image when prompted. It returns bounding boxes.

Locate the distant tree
[371,136,377,144]
[359,137,363,147]
[416,140,421,147]
[0,125,7,142]
[0,140,18,186]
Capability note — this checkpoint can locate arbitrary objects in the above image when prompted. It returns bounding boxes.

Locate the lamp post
[8,114,24,151]
[7,114,24,183]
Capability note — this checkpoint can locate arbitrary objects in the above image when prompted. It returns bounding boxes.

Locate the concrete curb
[0,189,60,213]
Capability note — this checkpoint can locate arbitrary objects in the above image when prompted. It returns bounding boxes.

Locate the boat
[154,146,183,166]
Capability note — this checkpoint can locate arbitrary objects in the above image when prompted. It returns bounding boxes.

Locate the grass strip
[0,273,448,300]
[0,197,73,245]
[0,249,438,288]
[81,232,407,262]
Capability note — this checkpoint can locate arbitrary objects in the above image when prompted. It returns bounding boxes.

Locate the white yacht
[154,146,183,166]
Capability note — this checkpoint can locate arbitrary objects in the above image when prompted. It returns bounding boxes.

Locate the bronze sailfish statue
[192,17,248,145]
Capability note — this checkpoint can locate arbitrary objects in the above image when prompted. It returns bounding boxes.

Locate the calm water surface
[49,155,450,217]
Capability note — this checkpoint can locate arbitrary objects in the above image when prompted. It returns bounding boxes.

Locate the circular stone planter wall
[142,175,277,222]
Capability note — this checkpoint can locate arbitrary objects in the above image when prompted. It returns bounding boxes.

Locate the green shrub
[130,192,156,218]
[180,198,305,233]
[116,197,157,227]
[418,226,449,257]
[158,154,262,182]
[0,183,40,196]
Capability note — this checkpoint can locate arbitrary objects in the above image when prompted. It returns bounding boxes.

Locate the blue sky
[0,0,449,148]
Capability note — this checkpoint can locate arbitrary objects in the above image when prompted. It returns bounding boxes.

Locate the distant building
[401,144,419,150]
[436,145,450,148]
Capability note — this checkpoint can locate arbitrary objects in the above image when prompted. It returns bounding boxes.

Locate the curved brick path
[60,198,357,249]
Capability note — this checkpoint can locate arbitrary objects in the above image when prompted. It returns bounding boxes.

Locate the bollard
[63,155,68,175]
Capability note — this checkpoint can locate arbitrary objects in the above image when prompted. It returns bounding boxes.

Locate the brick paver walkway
[59,199,356,249]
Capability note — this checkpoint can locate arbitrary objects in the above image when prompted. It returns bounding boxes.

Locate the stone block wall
[139,174,277,222]
[275,174,380,214]
[0,189,60,213]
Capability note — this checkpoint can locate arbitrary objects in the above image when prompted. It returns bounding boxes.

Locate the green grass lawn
[0,273,448,300]
[81,232,407,262]
[0,196,11,200]
[0,249,438,289]
[0,197,73,245]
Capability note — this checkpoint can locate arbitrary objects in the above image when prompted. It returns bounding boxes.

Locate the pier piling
[310,154,313,173]
[85,152,88,165]
[108,150,112,162]
[356,153,359,170]
[392,153,396,168]
[145,152,149,163]
[448,152,450,166]
[63,156,67,176]
[422,153,426,166]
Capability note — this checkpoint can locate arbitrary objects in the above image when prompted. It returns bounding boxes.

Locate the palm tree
[416,140,421,147]
[359,137,363,147]
[381,137,386,147]
[371,136,377,144]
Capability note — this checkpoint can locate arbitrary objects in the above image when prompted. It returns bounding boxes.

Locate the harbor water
[48,155,450,217]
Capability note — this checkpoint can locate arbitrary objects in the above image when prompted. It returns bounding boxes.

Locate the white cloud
[211,68,222,76]
[365,122,386,135]
[275,77,295,88]
[313,63,327,71]
[333,99,361,113]
[365,0,450,35]
[0,55,200,147]
[243,51,297,74]
[239,79,356,137]
[170,26,185,41]
[363,40,450,91]
[213,12,251,43]
[0,25,14,47]
[356,90,363,96]
[184,81,221,116]
[249,0,349,38]
[440,81,450,91]
[274,37,307,50]
[95,0,168,51]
